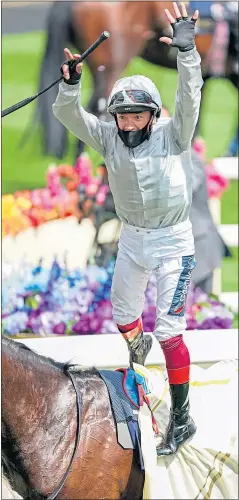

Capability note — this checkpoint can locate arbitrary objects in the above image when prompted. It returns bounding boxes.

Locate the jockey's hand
[61,48,83,85]
[160,2,199,52]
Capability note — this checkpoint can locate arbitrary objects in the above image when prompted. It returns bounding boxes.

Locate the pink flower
[47,166,62,197]
[96,185,109,205]
[75,155,93,187]
[193,137,207,161]
[206,163,229,199]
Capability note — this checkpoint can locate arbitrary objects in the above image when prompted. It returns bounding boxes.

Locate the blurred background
[2,1,238,336]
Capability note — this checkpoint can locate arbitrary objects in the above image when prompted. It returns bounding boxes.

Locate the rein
[46,369,82,500]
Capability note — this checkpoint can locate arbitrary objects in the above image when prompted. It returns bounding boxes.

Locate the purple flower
[71,320,83,334]
[101,320,118,334]
[198,316,233,330]
[95,300,113,319]
[142,307,156,332]
[52,322,67,335]
[2,260,235,336]
[186,318,198,330]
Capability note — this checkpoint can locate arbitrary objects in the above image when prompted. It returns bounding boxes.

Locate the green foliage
[222,247,238,292]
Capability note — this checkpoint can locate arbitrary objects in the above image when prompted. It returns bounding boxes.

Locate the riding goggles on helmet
[108,89,159,115]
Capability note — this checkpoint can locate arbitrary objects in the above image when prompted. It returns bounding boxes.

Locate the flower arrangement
[2,165,78,237]
[192,137,229,198]
[205,163,230,199]
[2,259,234,336]
[2,156,110,237]
[3,145,229,238]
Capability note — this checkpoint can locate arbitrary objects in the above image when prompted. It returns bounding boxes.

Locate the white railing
[213,157,238,180]
[14,329,238,369]
[218,224,238,247]
[210,157,238,311]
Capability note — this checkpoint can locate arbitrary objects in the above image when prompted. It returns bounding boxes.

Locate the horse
[2,336,144,500]
[34,0,234,159]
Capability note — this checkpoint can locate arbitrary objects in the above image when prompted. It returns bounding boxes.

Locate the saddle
[98,367,159,470]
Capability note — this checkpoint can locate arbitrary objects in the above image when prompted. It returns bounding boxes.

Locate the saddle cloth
[98,367,157,470]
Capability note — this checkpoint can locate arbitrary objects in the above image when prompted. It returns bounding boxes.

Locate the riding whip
[1,31,110,118]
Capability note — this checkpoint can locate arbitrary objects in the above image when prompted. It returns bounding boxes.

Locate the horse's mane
[2,336,96,378]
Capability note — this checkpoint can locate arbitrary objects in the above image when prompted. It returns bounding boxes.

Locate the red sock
[117,318,142,341]
[160,335,190,384]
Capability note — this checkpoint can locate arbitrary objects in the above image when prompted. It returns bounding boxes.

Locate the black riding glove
[61,59,82,85]
[170,17,197,52]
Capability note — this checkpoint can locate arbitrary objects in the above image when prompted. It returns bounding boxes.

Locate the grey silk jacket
[53,47,203,230]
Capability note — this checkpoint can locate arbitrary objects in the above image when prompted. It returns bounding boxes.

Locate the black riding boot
[156,382,197,456]
[124,331,152,367]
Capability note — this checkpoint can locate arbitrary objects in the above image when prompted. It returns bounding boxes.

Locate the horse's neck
[2,341,77,495]
[2,344,64,437]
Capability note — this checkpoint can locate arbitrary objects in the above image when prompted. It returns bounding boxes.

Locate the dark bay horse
[2,337,144,500]
[36,0,224,159]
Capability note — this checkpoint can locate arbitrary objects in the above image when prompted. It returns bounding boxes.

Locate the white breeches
[111,222,196,341]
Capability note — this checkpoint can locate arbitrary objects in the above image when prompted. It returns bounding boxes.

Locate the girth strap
[47,369,82,500]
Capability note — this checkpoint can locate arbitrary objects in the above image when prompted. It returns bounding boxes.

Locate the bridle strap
[47,369,82,500]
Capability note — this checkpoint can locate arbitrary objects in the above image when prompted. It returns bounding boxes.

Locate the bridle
[46,369,82,500]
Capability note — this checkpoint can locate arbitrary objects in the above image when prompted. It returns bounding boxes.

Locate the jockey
[53,2,204,456]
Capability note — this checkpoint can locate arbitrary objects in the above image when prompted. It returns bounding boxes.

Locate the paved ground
[2,1,52,34]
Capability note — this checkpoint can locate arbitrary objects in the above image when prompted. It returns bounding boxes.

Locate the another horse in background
[35,1,237,158]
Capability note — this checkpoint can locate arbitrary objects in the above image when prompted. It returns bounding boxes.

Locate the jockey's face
[116,111,151,131]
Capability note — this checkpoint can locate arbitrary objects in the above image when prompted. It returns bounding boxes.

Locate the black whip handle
[1,31,110,118]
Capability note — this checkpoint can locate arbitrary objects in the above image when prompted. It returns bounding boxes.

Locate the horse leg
[36,1,75,158]
[75,137,85,159]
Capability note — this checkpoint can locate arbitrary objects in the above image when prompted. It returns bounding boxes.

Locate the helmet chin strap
[115,112,156,149]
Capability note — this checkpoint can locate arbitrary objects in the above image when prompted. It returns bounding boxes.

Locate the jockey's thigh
[111,245,149,325]
[153,255,196,342]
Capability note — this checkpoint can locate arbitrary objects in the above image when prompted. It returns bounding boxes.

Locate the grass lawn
[222,246,238,291]
[2,32,238,295]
